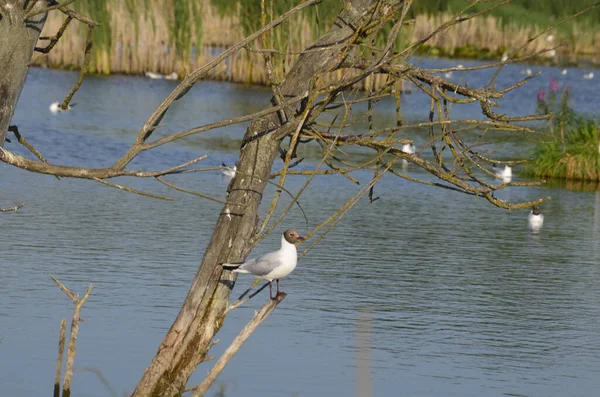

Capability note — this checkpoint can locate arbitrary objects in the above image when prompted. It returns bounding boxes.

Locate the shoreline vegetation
[525,79,600,182]
[35,0,600,87]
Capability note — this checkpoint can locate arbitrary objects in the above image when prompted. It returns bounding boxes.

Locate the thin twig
[155,176,231,205]
[24,0,78,19]
[93,178,175,201]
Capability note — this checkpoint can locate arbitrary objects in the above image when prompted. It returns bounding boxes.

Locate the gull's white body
[49,102,71,113]
[522,68,533,76]
[493,164,512,182]
[227,234,298,282]
[222,163,236,179]
[583,72,594,80]
[528,211,544,232]
[401,143,415,155]
[145,71,178,80]
[145,71,163,79]
[561,69,568,75]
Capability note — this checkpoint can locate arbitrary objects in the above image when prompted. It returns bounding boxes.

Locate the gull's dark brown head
[532,206,541,215]
[283,229,304,244]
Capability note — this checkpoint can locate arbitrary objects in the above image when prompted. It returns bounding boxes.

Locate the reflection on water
[1,63,600,397]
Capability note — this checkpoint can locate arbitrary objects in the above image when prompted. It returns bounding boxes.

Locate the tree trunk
[0,0,48,145]
[132,1,382,396]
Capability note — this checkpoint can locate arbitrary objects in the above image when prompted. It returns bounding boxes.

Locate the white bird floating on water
[222,229,305,299]
[561,69,568,75]
[49,102,72,113]
[444,71,453,79]
[401,142,415,155]
[521,68,533,76]
[144,71,178,80]
[221,162,236,179]
[583,72,594,80]
[456,64,464,69]
[501,53,508,62]
[492,163,512,183]
[528,206,544,232]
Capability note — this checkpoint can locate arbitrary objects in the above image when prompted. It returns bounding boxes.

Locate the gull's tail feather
[221,262,244,271]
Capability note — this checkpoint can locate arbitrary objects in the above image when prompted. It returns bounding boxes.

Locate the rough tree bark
[131,1,392,396]
[0,0,50,145]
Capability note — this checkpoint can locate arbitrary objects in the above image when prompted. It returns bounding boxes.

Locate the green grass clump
[527,80,600,181]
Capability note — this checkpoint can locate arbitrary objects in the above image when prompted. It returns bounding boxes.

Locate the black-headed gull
[492,163,512,183]
[49,102,73,113]
[222,229,305,299]
[528,206,544,232]
[145,71,178,80]
[221,162,236,179]
[401,142,415,154]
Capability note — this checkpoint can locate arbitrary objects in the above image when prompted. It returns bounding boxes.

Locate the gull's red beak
[297,236,305,241]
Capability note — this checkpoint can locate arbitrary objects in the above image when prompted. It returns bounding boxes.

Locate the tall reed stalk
[36,0,600,84]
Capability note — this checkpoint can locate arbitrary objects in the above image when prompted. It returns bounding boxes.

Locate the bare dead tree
[2,0,593,396]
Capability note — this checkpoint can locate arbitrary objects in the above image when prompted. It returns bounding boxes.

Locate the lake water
[1,59,600,397]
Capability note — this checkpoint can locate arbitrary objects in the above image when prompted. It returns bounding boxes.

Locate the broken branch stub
[50,276,92,397]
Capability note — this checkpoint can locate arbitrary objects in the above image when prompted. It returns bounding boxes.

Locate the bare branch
[50,277,92,397]
[155,177,231,205]
[0,147,206,180]
[190,293,286,397]
[93,178,175,201]
[0,203,25,212]
[24,0,79,19]
[53,319,67,397]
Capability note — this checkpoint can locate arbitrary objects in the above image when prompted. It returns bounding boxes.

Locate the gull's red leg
[276,279,280,295]
[269,281,273,299]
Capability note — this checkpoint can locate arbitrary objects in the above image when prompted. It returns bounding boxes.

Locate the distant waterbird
[221,162,236,179]
[583,72,594,80]
[501,53,508,62]
[521,68,533,76]
[528,206,544,232]
[222,229,305,299]
[144,71,179,80]
[401,142,415,155]
[561,69,568,75]
[492,163,512,183]
[49,102,73,113]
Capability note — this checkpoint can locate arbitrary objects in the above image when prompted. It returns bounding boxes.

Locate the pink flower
[537,88,546,101]
[549,78,559,93]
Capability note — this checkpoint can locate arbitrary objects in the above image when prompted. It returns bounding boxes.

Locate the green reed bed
[526,80,600,182]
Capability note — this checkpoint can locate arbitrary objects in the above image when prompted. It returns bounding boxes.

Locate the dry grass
[35,1,600,83]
